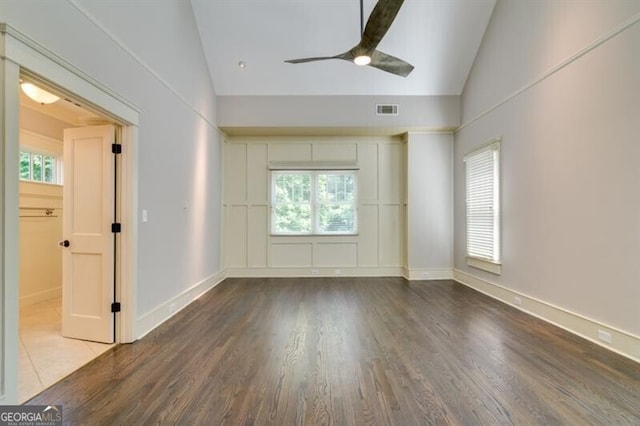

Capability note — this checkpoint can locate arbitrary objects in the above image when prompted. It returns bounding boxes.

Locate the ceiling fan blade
[368,50,414,77]
[285,56,338,64]
[285,51,353,64]
[360,0,405,51]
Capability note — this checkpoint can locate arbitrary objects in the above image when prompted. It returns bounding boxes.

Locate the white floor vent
[376,104,399,116]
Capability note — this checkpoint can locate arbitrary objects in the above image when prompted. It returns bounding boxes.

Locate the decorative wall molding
[135,270,226,340]
[454,269,640,363]
[224,137,407,272]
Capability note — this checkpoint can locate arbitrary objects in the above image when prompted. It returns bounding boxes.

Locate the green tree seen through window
[19,150,58,184]
[272,171,357,235]
[20,152,30,180]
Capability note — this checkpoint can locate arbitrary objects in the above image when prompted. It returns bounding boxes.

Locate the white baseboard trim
[136,270,226,339]
[453,269,640,363]
[225,267,405,278]
[19,287,61,308]
[404,268,453,281]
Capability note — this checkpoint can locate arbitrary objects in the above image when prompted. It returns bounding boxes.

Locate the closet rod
[19,206,57,216]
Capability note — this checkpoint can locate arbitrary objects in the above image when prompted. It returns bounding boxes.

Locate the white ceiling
[191,0,496,97]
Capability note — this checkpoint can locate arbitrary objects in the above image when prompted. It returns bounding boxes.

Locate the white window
[464,139,501,274]
[19,150,60,184]
[271,170,357,235]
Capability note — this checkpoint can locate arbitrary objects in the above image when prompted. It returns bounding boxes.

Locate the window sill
[467,256,502,275]
[19,179,63,187]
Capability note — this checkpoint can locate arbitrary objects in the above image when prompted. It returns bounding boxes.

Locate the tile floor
[19,297,114,403]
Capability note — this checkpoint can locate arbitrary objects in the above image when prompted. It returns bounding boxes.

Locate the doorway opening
[1,24,139,404]
[16,76,129,402]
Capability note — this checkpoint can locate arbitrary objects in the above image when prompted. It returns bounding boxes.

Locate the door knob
[59,240,70,248]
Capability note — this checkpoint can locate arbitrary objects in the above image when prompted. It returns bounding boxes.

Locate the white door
[61,125,116,343]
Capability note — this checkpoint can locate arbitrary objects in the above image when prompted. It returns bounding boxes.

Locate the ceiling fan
[285,0,414,77]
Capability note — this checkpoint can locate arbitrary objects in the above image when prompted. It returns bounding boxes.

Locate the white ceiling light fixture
[353,55,371,66]
[20,82,60,105]
[238,61,246,69]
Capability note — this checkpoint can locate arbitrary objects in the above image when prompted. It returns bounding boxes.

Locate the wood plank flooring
[28,278,640,425]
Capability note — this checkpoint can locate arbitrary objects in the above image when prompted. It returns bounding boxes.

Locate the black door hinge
[112,223,122,233]
[112,144,122,154]
[111,302,121,313]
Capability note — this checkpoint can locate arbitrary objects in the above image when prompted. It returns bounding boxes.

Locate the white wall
[454,0,640,360]
[217,95,460,131]
[406,132,453,280]
[2,1,222,336]
[224,136,406,276]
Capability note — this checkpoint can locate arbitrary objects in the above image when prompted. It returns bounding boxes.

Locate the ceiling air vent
[376,104,399,116]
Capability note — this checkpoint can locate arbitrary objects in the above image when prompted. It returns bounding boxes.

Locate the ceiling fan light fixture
[284,0,413,77]
[354,55,371,66]
[21,82,60,105]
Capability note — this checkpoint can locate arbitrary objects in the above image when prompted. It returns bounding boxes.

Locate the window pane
[274,173,311,203]
[271,170,358,235]
[317,173,355,202]
[318,204,355,234]
[20,152,31,180]
[32,154,43,181]
[273,204,311,233]
[44,156,55,183]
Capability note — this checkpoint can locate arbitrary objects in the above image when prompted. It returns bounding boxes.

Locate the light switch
[142,209,148,223]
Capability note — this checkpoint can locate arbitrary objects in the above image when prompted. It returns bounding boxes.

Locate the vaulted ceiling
[191,0,496,97]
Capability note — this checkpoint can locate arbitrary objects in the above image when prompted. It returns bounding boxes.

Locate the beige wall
[19,182,62,306]
[224,136,406,276]
[19,130,64,306]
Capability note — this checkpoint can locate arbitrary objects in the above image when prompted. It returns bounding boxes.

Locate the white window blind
[465,141,500,263]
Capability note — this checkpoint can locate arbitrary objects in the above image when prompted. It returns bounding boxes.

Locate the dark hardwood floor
[28,278,640,425]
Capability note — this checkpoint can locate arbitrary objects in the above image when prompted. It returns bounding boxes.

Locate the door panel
[62,125,115,343]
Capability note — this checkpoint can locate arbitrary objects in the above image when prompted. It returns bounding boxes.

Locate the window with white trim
[19,150,60,184]
[271,170,357,235]
[464,140,501,274]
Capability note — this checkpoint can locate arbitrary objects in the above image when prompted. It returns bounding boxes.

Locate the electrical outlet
[142,209,148,223]
[334,269,341,275]
[311,269,319,275]
[421,272,430,278]
[513,296,522,306]
[598,329,612,344]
